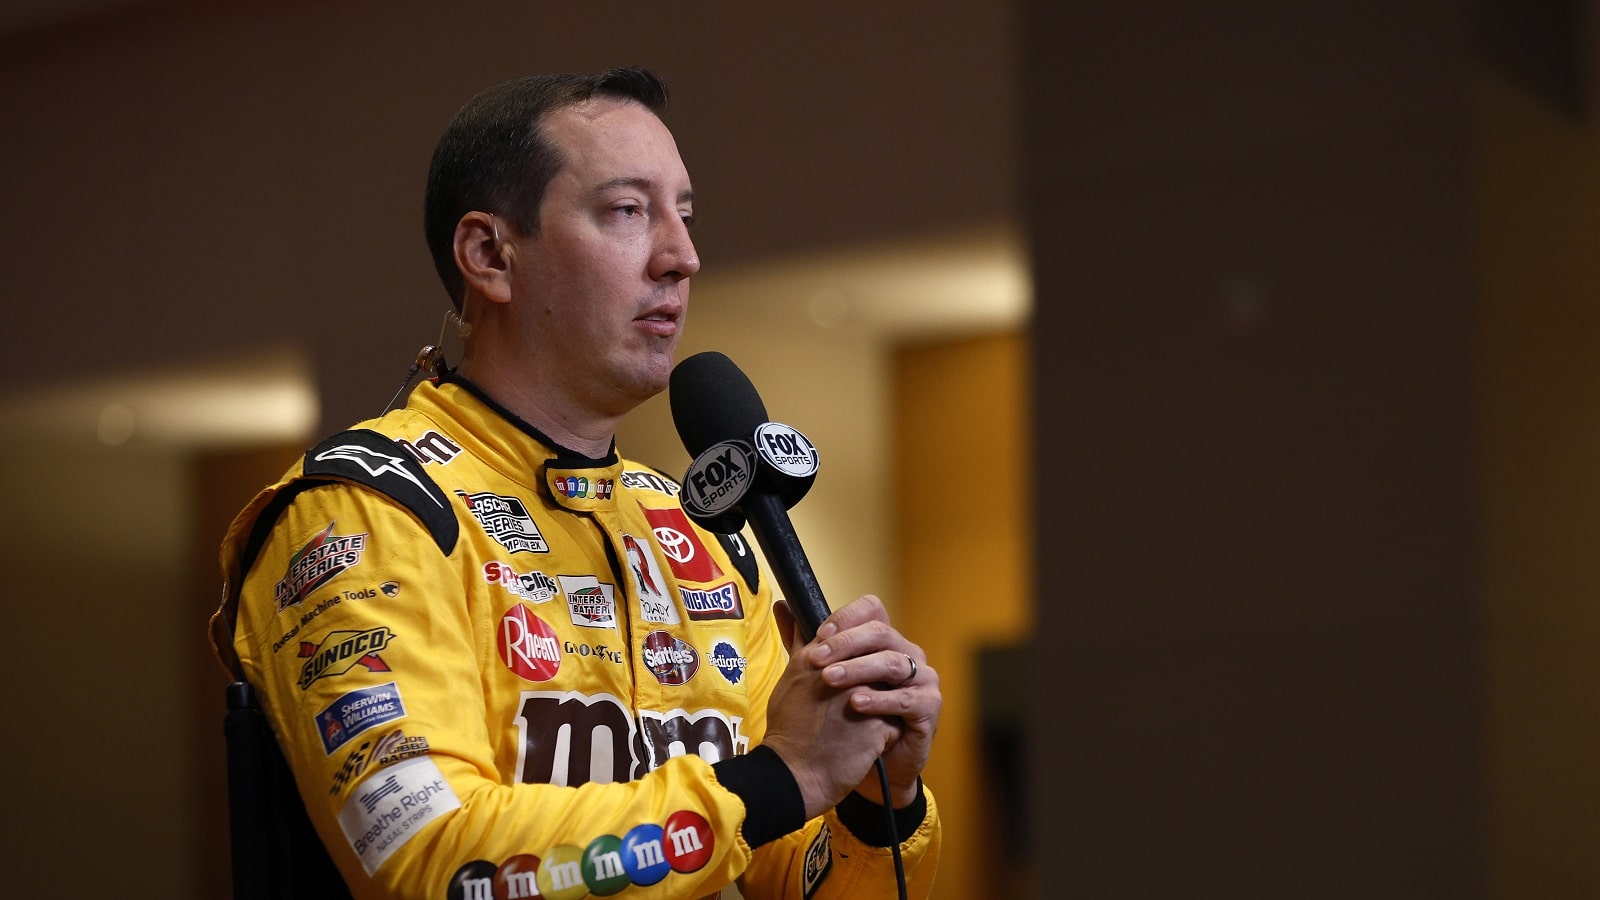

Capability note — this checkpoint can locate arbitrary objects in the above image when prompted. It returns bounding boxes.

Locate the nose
[650,216,700,282]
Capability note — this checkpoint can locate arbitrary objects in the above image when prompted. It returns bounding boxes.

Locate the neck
[456,354,620,459]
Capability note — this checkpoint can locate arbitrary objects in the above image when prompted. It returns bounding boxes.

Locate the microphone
[669,351,831,642]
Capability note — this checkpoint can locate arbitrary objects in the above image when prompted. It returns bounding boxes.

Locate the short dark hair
[423,66,671,308]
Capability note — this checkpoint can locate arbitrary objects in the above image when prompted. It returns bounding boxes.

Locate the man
[210,67,942,899]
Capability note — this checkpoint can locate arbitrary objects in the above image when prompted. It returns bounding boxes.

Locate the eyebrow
[590,176,694,205]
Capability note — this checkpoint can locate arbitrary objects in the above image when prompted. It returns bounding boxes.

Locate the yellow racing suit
[209,375,940,900]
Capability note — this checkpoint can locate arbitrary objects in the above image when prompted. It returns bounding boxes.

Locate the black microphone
[669,351,831,642]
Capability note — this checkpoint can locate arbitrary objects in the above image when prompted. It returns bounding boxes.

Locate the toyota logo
[653,526,694,563]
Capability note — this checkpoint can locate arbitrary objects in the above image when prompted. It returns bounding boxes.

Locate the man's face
[507,97,698,418]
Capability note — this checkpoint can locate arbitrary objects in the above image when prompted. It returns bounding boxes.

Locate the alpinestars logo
[313,444,444,508]
[457,491,548,553]
[275,523,368,611]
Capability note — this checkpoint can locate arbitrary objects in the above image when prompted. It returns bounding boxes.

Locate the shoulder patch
[716,531,761,594]
[305,430,458,556]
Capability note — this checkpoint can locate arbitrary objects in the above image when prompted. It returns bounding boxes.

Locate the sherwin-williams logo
[449,810,713,898]
[316,681,406,755]
[457,491,548,553]
[709,640,747,685]
[297,627,394,689]
[679,583,744,621]
[275,523,367,611]
[642,631,699,686]
[553,475,614,500]
[499,604,561,682]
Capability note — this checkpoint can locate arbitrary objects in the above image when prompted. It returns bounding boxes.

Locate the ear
[453,212,513,305]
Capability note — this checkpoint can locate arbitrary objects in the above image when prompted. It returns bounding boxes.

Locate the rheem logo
[498,604,561,682]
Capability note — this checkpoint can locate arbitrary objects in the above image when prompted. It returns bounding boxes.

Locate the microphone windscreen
[670,351,769,458]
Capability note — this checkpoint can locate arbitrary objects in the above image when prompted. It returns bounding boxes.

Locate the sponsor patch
[329,739,374,796]
[559,575,618,629]
[679,582,745,621]
[620,469,681,497]
[708,640,748,685]
[563,640,625,665]
[803,823,833,899]
[396,430,462,466]
[623,533,679,624]
[380,581,401,598]
[499,604,561,682]
[374,729,431,767]
[298,627,395,690]
[640,506,724,583]
[483,561,559,604]
[275,523,368,611]
[642,631,699,686]
[448,811,711,899]
[458,490,548,554]
[316,682,407,755]
[552,475,614,501]
[337,755,460,875]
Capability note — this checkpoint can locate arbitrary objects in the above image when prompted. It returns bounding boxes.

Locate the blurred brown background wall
[2,1,1597,898]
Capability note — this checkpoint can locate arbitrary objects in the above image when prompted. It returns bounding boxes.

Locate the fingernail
[813,642,832,662]
[825,664,845,683]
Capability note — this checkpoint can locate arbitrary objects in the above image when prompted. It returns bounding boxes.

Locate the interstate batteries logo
[275,523,368,611]
[642,631,699,686]
[457,491,548,553]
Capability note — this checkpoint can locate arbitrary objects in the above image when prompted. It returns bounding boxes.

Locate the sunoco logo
[641,631,699,686]
[297,627,394,689]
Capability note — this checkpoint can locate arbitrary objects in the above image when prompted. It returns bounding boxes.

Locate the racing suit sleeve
[235,482,779,899]
[721,537,943,899]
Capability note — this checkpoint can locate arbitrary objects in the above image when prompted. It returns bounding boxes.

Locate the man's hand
[760,595,942,819]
